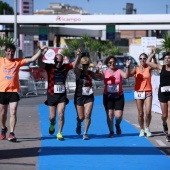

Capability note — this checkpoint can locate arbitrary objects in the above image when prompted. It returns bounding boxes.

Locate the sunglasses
[56,61,63,64]
[82,64,89,66]
[109,61,115,64]
[139,58,147,61]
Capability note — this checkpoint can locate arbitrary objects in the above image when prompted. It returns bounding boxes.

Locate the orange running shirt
[0,57,26,92]
[134,66,152,93]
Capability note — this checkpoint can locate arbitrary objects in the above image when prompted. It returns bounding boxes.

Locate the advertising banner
[151,74,162,114]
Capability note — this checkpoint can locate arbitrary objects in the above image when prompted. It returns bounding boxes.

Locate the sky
[2,0,170,14]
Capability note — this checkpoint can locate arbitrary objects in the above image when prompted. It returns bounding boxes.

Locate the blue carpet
[37,90,170,170]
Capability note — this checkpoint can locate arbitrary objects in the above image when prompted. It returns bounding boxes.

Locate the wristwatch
[38,47,43,52]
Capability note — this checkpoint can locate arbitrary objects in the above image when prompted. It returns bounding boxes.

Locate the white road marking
[124,119,130,123]
[132,124,140,128]
[156,140,166,146]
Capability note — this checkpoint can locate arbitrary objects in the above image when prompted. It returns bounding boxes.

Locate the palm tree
[67,39,81,57]
[90,40,102,63]
[61,48,72,58]
[161,33,170,52]
[81,34,92,51]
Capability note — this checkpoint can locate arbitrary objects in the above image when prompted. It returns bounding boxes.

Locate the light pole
[14,0,18,58]
[166,4,169,14]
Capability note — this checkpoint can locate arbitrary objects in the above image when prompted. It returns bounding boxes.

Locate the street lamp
[14,0,18,58]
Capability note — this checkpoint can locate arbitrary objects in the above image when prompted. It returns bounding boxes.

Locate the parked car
[115,55,138,71]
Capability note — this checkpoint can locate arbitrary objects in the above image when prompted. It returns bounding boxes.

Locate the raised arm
[25,46,48,65]
[73,49,82,75]
[120,59,131,78]
[129,66,136,77]
[146,48,162,70]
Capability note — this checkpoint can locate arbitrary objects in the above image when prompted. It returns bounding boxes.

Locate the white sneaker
[139,129,145,137]
[145,127,152,137]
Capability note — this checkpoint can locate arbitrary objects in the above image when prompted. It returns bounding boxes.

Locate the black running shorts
[103,94,124,111]
[0,92,20,104]
[74,95,94,106]
[158,87,170,103]
[45,93,69,106]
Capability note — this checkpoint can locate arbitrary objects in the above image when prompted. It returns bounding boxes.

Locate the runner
[38,49,81,140]
[74,54,102,140]
[98,56,131,138]
[0,44,48,142]
[130,52,157,137]
[146,49,170,142]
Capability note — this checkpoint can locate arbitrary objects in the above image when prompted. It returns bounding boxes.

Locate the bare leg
[160,102,168,125]
[136,99,144,129]
[9,102,18,133]
[106,109,114,133]
[0,104,8,129]
[144,96,152,128]
[84,102,93,134]
[57,102,66,133]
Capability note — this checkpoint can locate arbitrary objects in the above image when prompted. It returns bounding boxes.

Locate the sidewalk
[0,91,170,170]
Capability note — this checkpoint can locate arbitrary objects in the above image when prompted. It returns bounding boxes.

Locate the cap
[55,49,64,57]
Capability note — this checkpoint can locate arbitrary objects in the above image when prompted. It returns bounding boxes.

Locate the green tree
[0,1,14,15]
[161,33,170,52]
[81,34,92,51]
[0,36,15,57]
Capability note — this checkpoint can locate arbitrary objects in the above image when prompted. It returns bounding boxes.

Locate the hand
[151,46,156,54]
[125,60,131,67]
[97,62,103,70]
[41,46,48,55]
[76,49,82,57]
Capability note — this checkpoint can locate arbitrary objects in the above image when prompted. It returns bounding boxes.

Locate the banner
[151,74,162,114]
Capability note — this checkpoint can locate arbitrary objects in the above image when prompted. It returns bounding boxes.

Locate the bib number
[54,84,65,93]
[82,87,93,95]
[134,91,145,99]
[161,86,170,92]
[107,84,119,93]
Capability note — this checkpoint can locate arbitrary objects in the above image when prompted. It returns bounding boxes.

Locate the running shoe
[56,132,64,140]
[8,132,17,142]
[76,117,81,135]
[76,122,81,135]
[139,129,145,137]
[83,134,89,140]
[115,125,122,135]
[145,127,152,137]
[166,135,170,142]
[0,127,8,140]
[49,121,56,135]
[108,131,114,138]
[163,123,168,134]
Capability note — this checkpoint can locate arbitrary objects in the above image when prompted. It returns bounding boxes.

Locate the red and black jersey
[45,63,73,95]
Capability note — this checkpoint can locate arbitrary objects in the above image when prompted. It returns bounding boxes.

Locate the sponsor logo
[56,16,81,22]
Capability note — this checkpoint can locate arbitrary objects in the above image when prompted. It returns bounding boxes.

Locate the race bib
[82,87,93,95]
[161,86,170,92]
[134,91,145,99]
[54,84,65,93]
[107,84,119,93]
